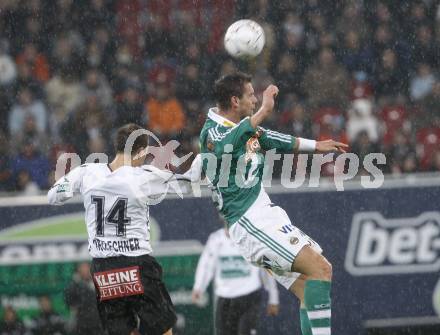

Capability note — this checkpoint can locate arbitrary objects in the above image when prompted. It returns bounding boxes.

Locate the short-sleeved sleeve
[258,128,296,153]
[47,165,85,205]
[206,117,256,154]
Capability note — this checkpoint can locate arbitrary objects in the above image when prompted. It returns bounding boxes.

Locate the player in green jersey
[198,72,347,335]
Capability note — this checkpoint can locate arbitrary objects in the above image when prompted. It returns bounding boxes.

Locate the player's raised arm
[250,85,279,129]
[47,165,85,205]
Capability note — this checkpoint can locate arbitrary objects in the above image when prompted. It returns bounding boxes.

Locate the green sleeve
[259,128,296,153]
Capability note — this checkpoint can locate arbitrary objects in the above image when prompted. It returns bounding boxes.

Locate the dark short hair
[214,72,252,110]
[114,123,149,155]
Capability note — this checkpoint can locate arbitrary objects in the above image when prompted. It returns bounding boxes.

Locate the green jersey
[199,108,296,226]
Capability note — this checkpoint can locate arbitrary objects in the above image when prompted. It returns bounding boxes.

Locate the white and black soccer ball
[224,19,265,58]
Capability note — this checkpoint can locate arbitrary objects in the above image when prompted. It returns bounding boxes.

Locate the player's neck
[217,109,240,124]
[109,154,134,171]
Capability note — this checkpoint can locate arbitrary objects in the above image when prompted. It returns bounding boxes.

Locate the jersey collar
[208,107,237,127]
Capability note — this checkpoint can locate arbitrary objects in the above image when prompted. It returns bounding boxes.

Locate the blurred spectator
[0,132,12,191]
[114,42,134,68]
[336,3,367,40]
[303,11,325,58]
[62,95,109,158]
[412,25,438,68]
[430,150,440,172]
[273,53,303,102]
[406,2,430,37]
[144,15,176,59]
[32,296,66,335]
[80,68,113,108]
[8,86,47,138]
[281,13,306,61]
[416,126,440,170]
[49,35,84,78]
[11,114,49,154]
[372,24,393,56]
[115,84,145,126]
[10,139,50,190]
[89,26,115,76]
[65,262,105,335]
[350,71,374,100]
[182,100,205,139]
[380,103,411,147]
[303,48,349,109]
[16,170,40,195]
[346,98,379,143]
[79,0,113,40]
[279,103,313,139]
[374,48,406,99]
[45,1,81,46]
[176,63,204,102]
[410,63,436,102]
[312,107,348,145]
[146,82,185,138]
[181,42,203,68]
[20,15,48,52]
[351,131,381,175]
[420,81,440,127]
[373,2,393,27]
[399,153,419,174]
[14,62,44,99]
[15,42,50,83]
[0,42,16,86]
[0,306,28,335]
[109,64,141,98]
[388,130,415,174]
[338,30,373,75]
[46,67,83,138]
[172,9,204,56]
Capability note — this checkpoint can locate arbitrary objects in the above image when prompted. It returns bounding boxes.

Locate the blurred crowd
[1,0,440,194]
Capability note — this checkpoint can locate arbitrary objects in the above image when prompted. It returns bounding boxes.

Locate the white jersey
[48,163,189,258]
[193,228,279,303]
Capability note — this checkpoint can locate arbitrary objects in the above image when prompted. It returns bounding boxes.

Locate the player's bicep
[259,128,296,153]
[48,166,84,205]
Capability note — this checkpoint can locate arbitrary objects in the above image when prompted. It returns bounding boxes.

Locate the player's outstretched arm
[293,138,348,153]
[250,85,279,129]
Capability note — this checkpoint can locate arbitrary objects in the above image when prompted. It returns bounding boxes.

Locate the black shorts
[91,254,177,335]
[216,290,262,335]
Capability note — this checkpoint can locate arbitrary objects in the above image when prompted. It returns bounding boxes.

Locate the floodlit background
[0,1,439,334]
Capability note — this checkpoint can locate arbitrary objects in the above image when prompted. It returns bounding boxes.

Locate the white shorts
[229,188,322,289]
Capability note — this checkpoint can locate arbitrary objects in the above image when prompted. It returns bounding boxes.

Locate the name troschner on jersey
[48,162,194,258]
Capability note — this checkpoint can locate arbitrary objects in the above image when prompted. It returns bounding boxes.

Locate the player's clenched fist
[261,85,279,111]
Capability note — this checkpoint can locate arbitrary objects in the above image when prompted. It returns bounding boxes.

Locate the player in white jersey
[48,124,189,335]
[192,227,279,335]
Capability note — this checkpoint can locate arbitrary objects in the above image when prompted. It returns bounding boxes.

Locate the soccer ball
[224,19,265,58]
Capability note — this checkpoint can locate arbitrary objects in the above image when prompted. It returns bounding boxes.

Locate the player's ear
[231,96,240,108]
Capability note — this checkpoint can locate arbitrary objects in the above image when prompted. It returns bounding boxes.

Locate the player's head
[114,123,149,166]
[214,72,257,117]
